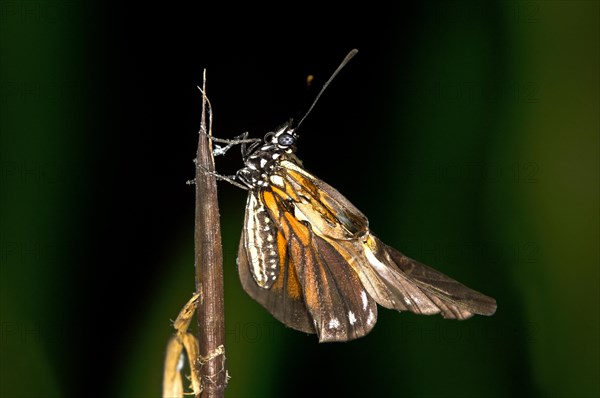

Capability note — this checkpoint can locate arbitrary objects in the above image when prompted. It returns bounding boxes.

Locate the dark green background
[1,1,598,397]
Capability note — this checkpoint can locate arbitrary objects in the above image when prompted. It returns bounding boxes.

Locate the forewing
[237,193,315,334]
[280,160,369,240]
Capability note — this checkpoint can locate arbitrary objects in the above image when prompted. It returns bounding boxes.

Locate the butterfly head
[264,122,298,153]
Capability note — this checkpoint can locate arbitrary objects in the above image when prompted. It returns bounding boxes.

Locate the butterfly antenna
[295,49,358,130]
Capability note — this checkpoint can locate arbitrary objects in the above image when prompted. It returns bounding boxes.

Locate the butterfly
[220,50,496,342]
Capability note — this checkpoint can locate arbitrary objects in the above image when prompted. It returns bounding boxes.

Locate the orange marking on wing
[277,230,288,262]
[284,212,311,246]
[261,191,280,219]
[285,253,302,301]
[268,230,302,301]
[288,238,320,311]
[270,186,290,202]
[284,169,339,223]
[294,241,320,312]
[286,169,319,197]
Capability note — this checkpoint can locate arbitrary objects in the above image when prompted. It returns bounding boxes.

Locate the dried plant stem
[194,70,227,398]
[162,293,202,397]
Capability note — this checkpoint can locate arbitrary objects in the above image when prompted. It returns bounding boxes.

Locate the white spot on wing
[367,309,375,325]
[328,318,340,329]
[361,291,369,310]
[348,311,357,325]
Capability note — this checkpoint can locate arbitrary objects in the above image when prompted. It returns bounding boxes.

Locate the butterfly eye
[277,133,295,147]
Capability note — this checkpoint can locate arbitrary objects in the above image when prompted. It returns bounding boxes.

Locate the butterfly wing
[279,160,369,240]
[275,205,378,342]
[238,188,378,342]
[237,192,315,334]
[238,159,496,342]
[360,234,497,319]
[279,161,497,320]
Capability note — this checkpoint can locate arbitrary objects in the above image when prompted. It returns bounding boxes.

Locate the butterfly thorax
[236,124,301,190]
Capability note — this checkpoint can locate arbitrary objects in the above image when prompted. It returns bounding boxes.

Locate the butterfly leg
[189,164,250,190]
[207,133,262,157]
